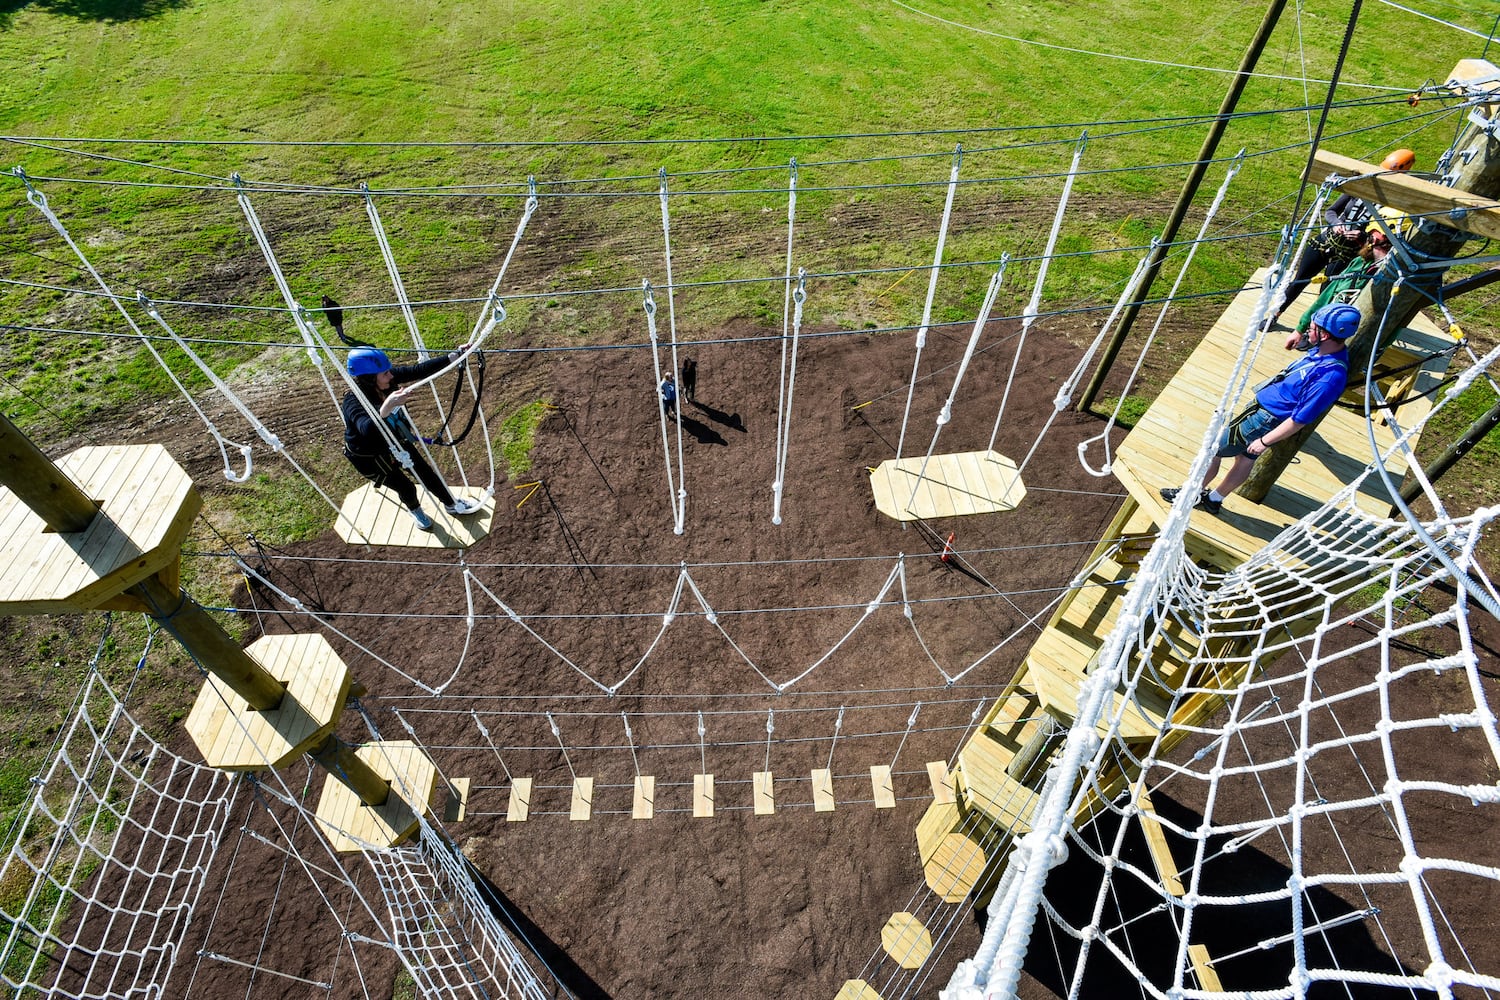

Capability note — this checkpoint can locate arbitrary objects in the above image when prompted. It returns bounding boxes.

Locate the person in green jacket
[1288,229,1389,350]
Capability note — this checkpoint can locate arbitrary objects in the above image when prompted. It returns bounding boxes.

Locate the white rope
[14,169,263,484]
[771,269,807,526]
[231,174,345,409]
[986,132,1086,453]
[363,182,477,493]
[658,170,688,533]
[771,158,800,524]
[642,282,687,535]
[897,143,963,460]
[903,262,1007,514]
[1072,150,1245,477]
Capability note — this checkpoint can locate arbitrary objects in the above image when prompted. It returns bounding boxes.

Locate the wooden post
[0,413,98,532]
[0,413,390,806]
[1395,395,1500,507]
[1077,0,1288,413]
[1242,114,1500,501]
[310,735,391,807]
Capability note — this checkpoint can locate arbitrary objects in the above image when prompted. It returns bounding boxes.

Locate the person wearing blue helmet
[1161,302,1359,516]
[341,346,481,531]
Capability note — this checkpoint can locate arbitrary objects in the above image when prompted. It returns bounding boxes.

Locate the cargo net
[0,670,239,999]
[362,817,555,1000]
[945,468,1500,996]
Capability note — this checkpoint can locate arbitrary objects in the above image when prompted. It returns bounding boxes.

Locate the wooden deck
[1112,268,1454,569]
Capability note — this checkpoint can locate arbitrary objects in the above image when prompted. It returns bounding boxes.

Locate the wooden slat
[632,775,655,820]
[1136,790,1185,897]
[443,778,470,823]
[752,771,775,815]
[926,761,955,804]
[869,764,895,809]
[693,773,714,817]
[811,768,835,812]
[1306,148,1500,241]
[1188,943,1223,991]
[506,778,532,822]
[570,777,594,821]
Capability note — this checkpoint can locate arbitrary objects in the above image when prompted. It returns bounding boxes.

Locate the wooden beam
[1305,149,1500,241]
[1135,789,1184,897]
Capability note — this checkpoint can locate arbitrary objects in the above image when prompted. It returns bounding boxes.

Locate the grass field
[1,3,1499,992]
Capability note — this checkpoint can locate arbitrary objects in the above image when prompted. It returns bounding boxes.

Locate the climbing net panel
[0,672,239,999]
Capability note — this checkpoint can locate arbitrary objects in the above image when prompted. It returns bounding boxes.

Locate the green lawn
[0,0,1497,849]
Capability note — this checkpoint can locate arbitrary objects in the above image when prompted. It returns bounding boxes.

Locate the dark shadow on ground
[688,398,746,434]
[675,413,727,446]
[1007,793,1416,998]
[467,858,614,1000]
[1,0,190,26]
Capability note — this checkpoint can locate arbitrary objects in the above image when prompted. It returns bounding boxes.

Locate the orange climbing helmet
[1381,148,1416,171]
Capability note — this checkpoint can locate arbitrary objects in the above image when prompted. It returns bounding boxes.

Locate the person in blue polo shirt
[1161,302,1360,516]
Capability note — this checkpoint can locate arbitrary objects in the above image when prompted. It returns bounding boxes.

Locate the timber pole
[1395,395,1500,507]
[0,412,390,807]
[1077,0,1288,414]
[1241,119,1500,502]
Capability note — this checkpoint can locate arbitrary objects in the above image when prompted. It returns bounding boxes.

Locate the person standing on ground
[341,348,482,531]
[680,357,697,403]
[1161,303,1360,516]
[660,374,678,419]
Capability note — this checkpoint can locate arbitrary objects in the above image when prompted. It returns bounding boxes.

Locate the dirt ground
[138,296,1496,1000]
[176,312,1127,999]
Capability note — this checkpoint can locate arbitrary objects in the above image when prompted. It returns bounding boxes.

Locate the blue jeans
[1215,405,1280,458]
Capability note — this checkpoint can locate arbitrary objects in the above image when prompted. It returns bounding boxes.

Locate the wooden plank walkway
[1112,269,1454,569]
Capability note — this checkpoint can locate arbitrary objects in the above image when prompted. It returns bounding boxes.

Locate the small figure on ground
[680,357,698,403]
[1271,149,1414,324]
[341,347,483,531]
[1161,303,1360,516]
[660,374,678,419]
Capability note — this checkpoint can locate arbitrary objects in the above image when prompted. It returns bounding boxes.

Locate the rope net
[943,485,1500,998]
[0,673,238,999]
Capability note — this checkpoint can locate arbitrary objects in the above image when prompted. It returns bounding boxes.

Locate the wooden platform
[334,483,494,548]
[870,450,1025,522]
[184,633,350,770]
[0,444,199,614]
[314,740,437,852]
[1112,269,1453,570]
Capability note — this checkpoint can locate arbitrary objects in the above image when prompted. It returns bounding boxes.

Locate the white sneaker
[445,498,482,516]
[410,508,434,531]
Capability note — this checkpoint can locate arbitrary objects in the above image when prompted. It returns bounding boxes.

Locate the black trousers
[345,448,455,509]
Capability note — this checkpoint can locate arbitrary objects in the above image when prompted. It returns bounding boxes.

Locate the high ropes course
[2,29,1500,1000]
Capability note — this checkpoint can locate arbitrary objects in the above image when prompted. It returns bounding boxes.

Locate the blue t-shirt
[1255,347,1349,424]
[661,380,677,403]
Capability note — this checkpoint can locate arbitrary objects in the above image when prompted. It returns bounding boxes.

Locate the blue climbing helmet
[347,348,391,376]
[1310,302,1361,340]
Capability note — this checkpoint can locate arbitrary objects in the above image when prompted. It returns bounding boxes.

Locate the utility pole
[1077,0,1288,414]
[1241,114,1500,502]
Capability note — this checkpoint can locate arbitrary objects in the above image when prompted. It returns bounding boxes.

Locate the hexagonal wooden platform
[869,450,1025,522]
[0,444,199,614]
[334,483,493,548]
[184,633,350,771]
[314,740,438,852]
